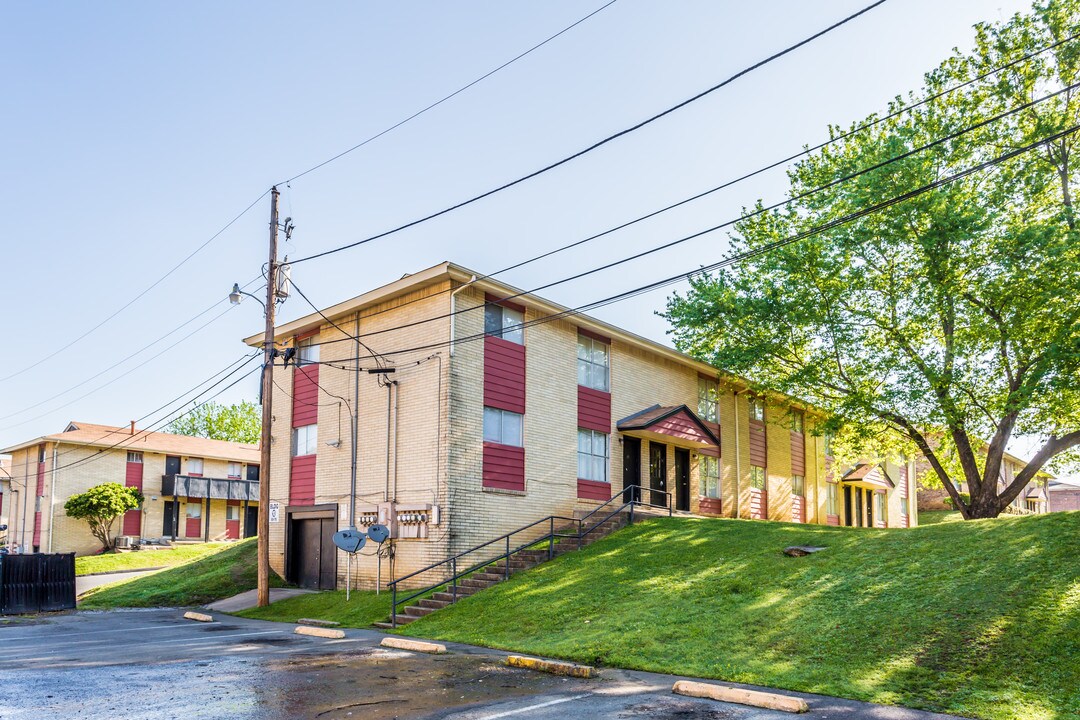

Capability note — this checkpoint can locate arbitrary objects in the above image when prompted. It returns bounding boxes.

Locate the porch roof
[616,405,720,450]
[840,463,895,490]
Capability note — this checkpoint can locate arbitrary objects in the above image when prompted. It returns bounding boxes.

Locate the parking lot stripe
[474,694,591,719]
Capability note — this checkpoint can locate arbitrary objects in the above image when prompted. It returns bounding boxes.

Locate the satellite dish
[367,523,390,544]
[333,528,367,554]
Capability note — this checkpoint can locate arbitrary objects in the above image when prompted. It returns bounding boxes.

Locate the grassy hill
[79,538,285,608]
[404,513,1080,720]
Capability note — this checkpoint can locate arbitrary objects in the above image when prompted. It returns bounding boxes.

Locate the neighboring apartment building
[1024,478,1080,513]
[916,449,1054,513]
[246,262,917,591]
[1,422,260,555]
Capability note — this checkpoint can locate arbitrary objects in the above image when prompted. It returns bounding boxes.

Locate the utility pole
[257,186,280,608]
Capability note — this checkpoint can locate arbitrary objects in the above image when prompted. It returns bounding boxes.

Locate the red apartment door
[122,453,144,536]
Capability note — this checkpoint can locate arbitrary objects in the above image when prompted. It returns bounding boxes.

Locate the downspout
[392,380,399,502]
[48,447,58,553]
[21,462,29,550]
[733,390,741,519]
[384,380,392,502]
[350,312,360,528]
[448,275,477,357]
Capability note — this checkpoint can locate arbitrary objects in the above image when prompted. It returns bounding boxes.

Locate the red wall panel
[748,419,767,467]
[576,478,611,501]
[577,386,611,433]
[186,517,202,538]
[483,442,525,491]
[790,431,805,476]
[701,421,721,457]
[290,455,317,505]
[749,486,768,520]
[791,494,805,523]
[699,497,722,515]
[292,364,320,428]
[483,336,526,413]
[122,460,144,536]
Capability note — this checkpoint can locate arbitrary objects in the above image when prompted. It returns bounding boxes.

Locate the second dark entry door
[649,442,668,508]
[622,437,641,502]
[674,448,690,512]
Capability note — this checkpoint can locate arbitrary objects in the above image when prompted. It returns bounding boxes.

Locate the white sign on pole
[268,502,281,523]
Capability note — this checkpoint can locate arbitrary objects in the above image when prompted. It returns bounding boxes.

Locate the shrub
[64,483,143,551]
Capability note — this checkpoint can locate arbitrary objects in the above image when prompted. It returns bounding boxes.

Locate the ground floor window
[875,492,887,525]
[577,429,609,482]
[226,505,241,521]
[484,407,523,447]
[186,502,202,519]
[750,465,766,490]
[700,456,719,498]
[826,483,839,515]
[792,475,804,497]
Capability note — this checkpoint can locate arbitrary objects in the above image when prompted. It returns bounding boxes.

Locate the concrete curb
[294,625,346,639]
[507,655,595,678]
[380,637,447,654]
[183,612,213,623]
[673,680,809,713]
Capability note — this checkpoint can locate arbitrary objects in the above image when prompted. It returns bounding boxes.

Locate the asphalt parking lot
[0,609,959,720]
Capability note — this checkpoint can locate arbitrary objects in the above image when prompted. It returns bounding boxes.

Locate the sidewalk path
[205,588,316,612]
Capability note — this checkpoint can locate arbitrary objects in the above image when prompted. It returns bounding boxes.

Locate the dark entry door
[292,520,322,589]
[165,455,181,476]
[163,501,175,537]
[622,437,641,502]
[674,448,690,512]
[244,505,258,538]
[866,490,873,528]
[649,442,667,508]
[843,486,853,526]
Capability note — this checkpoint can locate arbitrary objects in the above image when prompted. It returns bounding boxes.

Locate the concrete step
[418,598,451,610]
[404,605,436,618]
[432,591,463,603]
[471,572,504,582]
[460,577,497,590]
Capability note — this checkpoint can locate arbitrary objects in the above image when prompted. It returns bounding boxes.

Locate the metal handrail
[387,484,674,627]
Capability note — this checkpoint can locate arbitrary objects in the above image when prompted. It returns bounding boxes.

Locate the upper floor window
[749,397,765,422]
[577,429,609,482]
[126,451,143,464]
[187,457,204,476]
[483,407,523,447]
[577,335,609,392]
[227,462,242,479]
[293,424,318,456]
[700,456,719,498]
[37,446,46,463]
[297,336,319,365]
[823,433,834,457]
[484,304,524,344]
[791,412,804,433]
[698,378,718,423]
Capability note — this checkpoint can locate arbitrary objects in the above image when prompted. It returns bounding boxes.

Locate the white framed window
[484,304,524,344]
[791,412,804,433]
[186,503,202,519]
[577,429,609,482]
[577,335,609,391]
[293,424,318,456]
[483,407,523,447]
[126,451,143,464]
[750,465,766,490]
[700,456,719,498]
[792,475,805,497]
[226,505,241,521]
[876,493,887,525]
[698,378,718,423]
[823,433,833,457]
[826,482,839,515]
[297,336,319,365]
[227,462,241,479]
[749,397,765,422]
[187,457,204,476]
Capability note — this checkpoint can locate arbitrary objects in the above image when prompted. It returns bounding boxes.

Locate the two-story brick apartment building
[1,422,260,554]
[249,262,917,590]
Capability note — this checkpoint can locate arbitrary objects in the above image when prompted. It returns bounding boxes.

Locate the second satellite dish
[367,523,390,544]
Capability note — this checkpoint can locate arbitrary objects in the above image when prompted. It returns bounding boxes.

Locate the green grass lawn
[235,589,392,627]
[79,538,286,609]
[400,513,1080,720]
[917,510,964,526]
[75,543,229,576]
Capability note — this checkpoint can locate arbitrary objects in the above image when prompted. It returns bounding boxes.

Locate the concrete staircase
[374,513,629,628]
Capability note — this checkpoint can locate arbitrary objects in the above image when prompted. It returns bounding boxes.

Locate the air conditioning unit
[115,536,132,549]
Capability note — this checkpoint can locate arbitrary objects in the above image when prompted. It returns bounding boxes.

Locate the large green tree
[166,400,260,444]
[664,2,1080,519]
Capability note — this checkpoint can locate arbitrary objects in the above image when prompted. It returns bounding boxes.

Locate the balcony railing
[161,474,259,501]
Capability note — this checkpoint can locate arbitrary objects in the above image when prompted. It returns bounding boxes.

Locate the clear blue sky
[1,0,1035,454]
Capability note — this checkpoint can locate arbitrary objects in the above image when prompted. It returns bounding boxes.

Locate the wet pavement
[0,609,962,719]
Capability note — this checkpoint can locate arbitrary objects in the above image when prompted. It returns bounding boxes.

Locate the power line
[0,190,270,385]
[298,81,1076,349]
[283,27,1078,333]
[296,124,1079,364]
[290,1,889,265]
[280,0,622,185]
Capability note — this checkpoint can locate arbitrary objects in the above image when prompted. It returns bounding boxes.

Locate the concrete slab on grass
[205,588,316,612]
